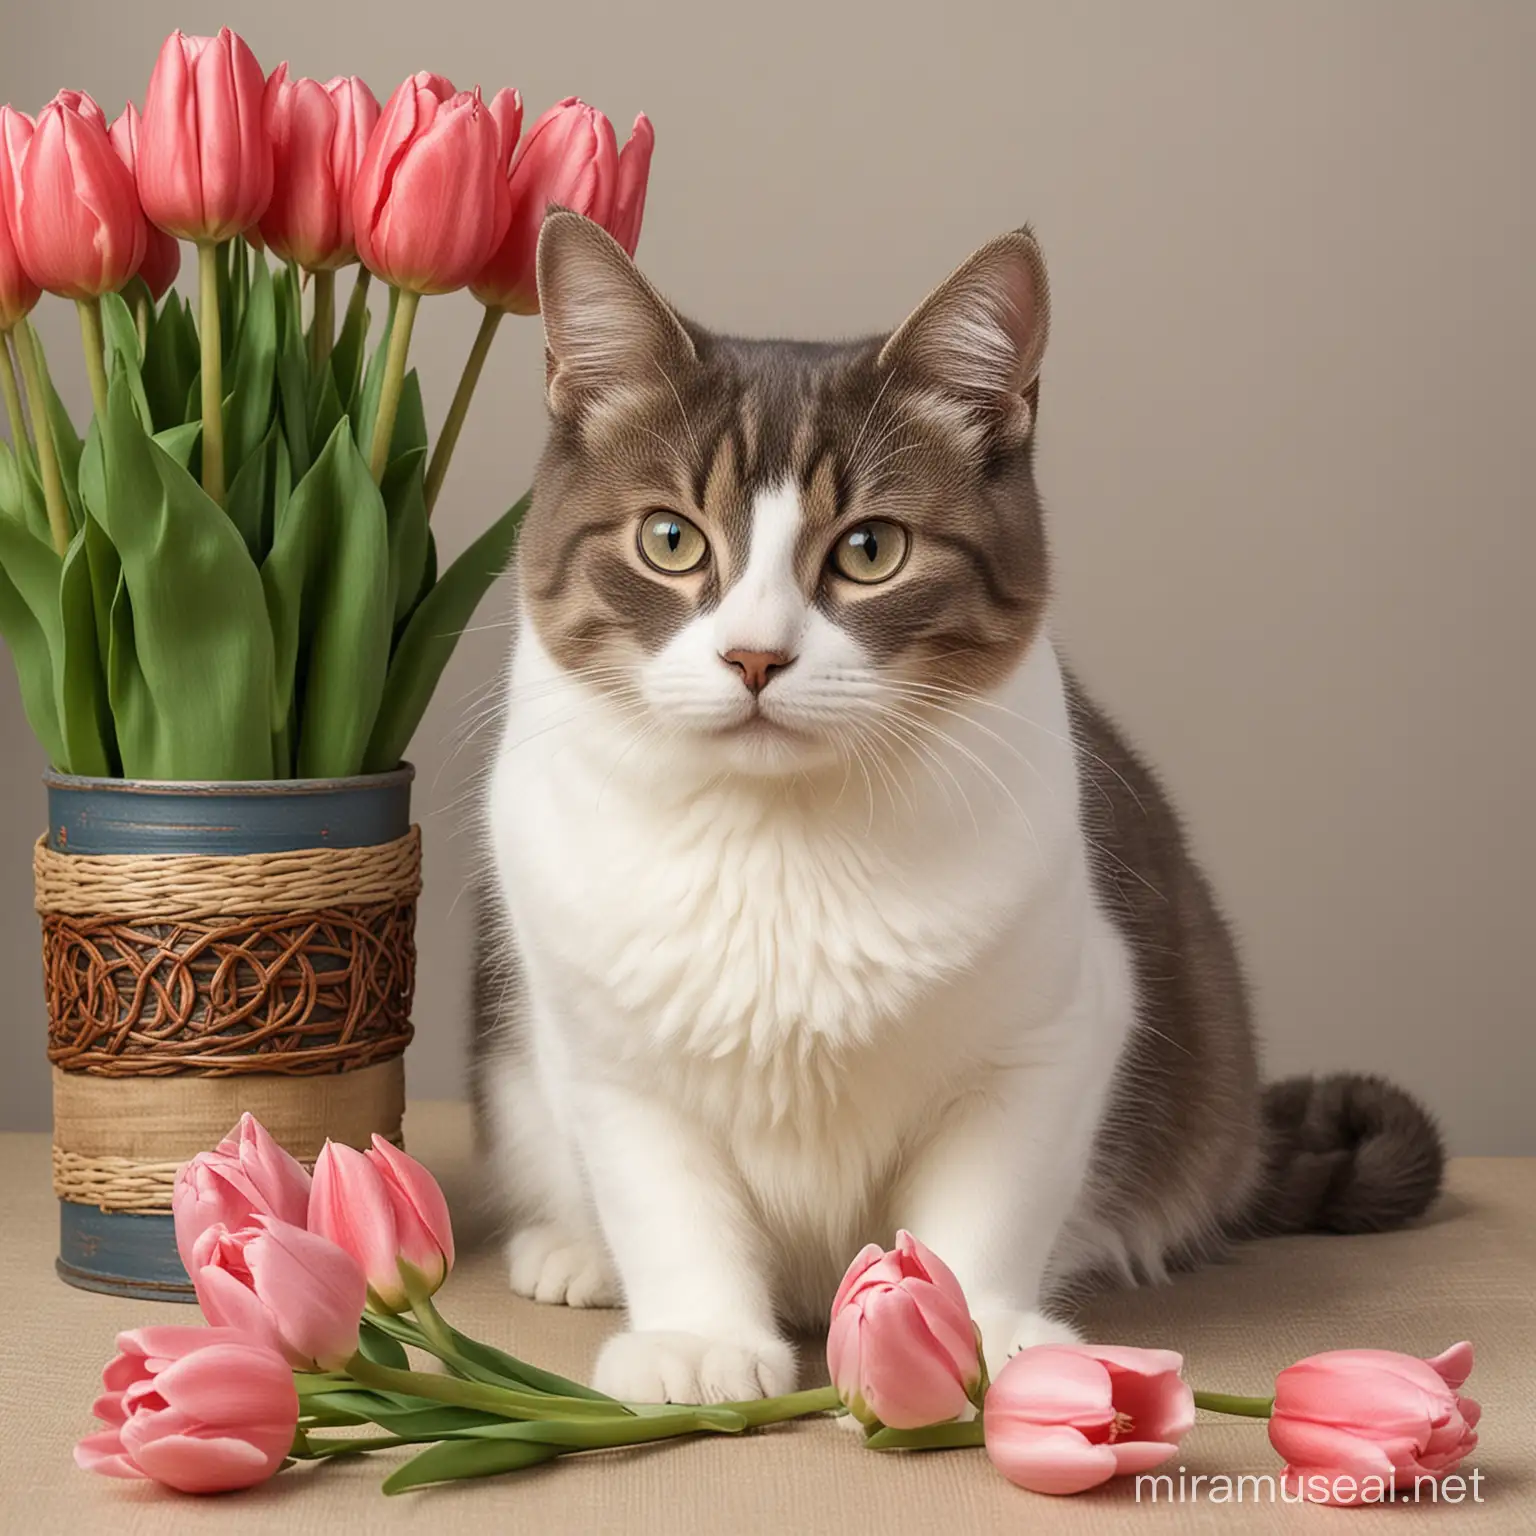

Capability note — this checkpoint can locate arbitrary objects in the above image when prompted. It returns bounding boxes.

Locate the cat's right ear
[878,227,1050,440]
[536,210,697,418]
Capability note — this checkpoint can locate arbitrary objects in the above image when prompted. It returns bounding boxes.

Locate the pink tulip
[259,67,379,270]
[138,28,273,241]
[308,1136,455,1312]
[1268,1343,1479,1505]
[48,90,106,134]
[0,109,40,328]
[983,1345,1195,1496]
[352,72,510,295]
[75,1326,296,1494]
[488,87,523,175]
[107,106,181,299]
[191,1216,365,1371]
[12,92,146,299]
[471,98,653,315]
[826,1230,982,1430]
[607,113,654,258]
[172,1111,312,1273]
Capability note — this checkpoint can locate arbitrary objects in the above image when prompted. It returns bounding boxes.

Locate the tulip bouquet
[0,28,652,779]
[76,1118,1482,1506]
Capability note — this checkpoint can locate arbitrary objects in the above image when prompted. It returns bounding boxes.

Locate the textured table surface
[1,1101,1530,1533]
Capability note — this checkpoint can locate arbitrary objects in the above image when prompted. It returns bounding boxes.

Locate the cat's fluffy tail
[1245,1073,1445,1236]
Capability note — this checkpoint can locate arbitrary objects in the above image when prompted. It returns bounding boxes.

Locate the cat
[470,210,1443,1405]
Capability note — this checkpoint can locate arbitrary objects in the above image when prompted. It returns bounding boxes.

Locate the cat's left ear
[537,209,697,419]
[878,227,1049,439]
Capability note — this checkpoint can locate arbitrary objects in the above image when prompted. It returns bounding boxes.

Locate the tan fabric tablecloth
[1,1101,1530,1533]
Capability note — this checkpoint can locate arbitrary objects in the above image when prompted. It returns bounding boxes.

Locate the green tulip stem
[134,291,151,355]
[291,1431,421,1459]
[344,267,371,336]
[1192,1391,1275,1419]
[9,322,71,557]
[368,286,420,484]
[423,304,503,517]
[75,298,110,422]
[196,241,226,505]
[344,1350,627,1423]
[401,1269,459,1361]
[310,268,336,374]
[865,1421,987,1451]
[0,329,30,469]
[722,1385,842,1428]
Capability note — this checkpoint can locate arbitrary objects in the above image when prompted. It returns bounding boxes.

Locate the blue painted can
[45,768,414,1300]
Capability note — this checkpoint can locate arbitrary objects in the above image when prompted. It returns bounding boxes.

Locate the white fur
[481,484,1137,1403]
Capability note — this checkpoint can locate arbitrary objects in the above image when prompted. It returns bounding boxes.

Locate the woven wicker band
[51,1061,407,1213]
[34,828,422,920]
[36,828,420,1078]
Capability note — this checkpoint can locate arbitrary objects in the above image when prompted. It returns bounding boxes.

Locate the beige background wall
[1,1,1531,1150]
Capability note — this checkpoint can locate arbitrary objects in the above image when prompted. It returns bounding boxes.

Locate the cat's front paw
[593,1329,796,1404]
[506,1224,620,1308]
[975,1309,1083,1380]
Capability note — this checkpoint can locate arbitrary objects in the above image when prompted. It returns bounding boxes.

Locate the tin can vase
[36,767,419,1300]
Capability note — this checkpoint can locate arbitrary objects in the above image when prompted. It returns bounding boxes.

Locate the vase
[37,767,419,1300]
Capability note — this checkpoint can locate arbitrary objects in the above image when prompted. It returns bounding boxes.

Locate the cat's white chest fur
[487,624,1111,1123]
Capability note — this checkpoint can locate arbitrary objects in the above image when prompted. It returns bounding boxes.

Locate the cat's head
[519,212,1052,778]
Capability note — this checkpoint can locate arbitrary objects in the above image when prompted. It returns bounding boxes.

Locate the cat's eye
[829,520,909,585]
[637,512,708,574]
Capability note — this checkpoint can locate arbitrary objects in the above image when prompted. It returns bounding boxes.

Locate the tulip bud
[13,92,146,299]
[308,1137,455,1312]
[191,1216,366,1372]
[172,1111,312,1273]
[983,1346,1195,1495]
[0,107,40,329]
[75,1327,296,1494]
[352,73,510,295]
[259,67,379,270]
[826,1231,983,1430]
[138,28,273,242]
[472,98,654,315]
[1268,1344,1479,1504]
[107,105,181,299]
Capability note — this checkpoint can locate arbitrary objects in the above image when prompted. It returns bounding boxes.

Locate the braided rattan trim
[34,827,422,920]
[53,1137,405,1213]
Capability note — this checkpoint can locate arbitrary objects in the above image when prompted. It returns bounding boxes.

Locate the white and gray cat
[470,212,1442,1405]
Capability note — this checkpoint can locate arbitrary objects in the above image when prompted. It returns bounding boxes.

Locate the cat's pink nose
[721,649,795,695]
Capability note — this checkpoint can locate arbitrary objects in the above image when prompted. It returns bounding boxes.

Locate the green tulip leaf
[225,422,279,563]
[356,1318,411,1372]
[308,361,345,463]
[0,512,65,766]
[261,419,391,778]
[380,447,429,628]
[0,439,51,547]
[438,1322,617,1403]
[151,421,202,470]
[57,528,115,776]
[330,282,370,412]
[381,1437,565,1495]
[273,264,313,481]
[223,254,277,479]
[84,374,275,779]
[141,296,201,433]
[33,333,83,525]
[363,490,527,772]
[99,292,151,429]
